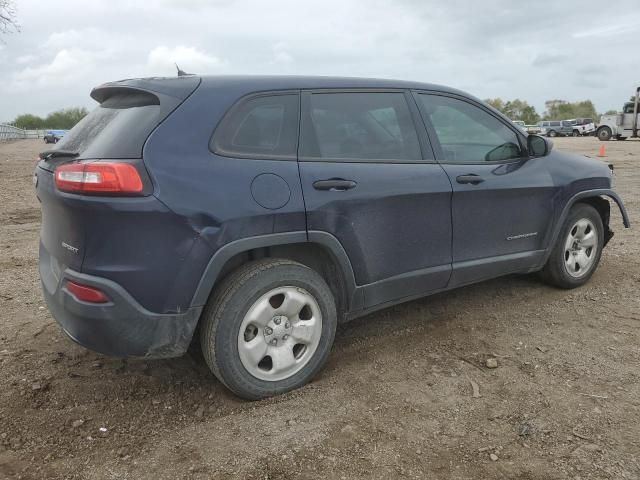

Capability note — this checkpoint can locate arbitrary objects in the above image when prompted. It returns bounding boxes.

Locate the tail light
[65,281,109,303]
[55,162,143,194]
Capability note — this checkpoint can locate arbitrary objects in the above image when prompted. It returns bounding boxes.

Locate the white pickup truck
[567,118,596,136]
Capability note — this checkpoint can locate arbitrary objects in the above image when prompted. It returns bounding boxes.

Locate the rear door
[414,92,557,287]
[298,90,453,309]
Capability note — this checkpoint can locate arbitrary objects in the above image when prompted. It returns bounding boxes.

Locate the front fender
[542,189,630,265]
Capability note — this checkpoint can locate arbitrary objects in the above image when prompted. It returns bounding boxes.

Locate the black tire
[540,204,604,289]
[597,127,612,141]
[572,130,579,137]
[200,258,337,400]
[548,130,557,138]
[617,136,627,141]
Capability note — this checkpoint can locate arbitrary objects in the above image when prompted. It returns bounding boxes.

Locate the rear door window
[211,93,299,159]
[301,92,422,161]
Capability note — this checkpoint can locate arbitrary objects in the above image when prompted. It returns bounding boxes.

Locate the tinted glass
[302,92,421,161]
[551,121,561,127]
[212,94,299,159]
[57,92,161,159]
[417,94,523,163]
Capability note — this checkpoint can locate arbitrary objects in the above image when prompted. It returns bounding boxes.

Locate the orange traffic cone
[597,144,606,157]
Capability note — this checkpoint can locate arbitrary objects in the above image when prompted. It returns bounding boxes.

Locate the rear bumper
[40,243,202,358]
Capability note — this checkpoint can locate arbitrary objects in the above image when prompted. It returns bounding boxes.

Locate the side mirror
[527,134,551,157]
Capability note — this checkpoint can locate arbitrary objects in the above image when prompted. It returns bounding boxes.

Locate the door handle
[312,179,357,191]
[456,174,484,185]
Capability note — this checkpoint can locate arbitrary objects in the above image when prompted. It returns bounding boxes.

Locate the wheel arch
[542,189,630,264]
[190,231,360,320]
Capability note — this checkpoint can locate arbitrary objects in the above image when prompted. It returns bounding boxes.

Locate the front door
[298,90,453,309]
[414,92,557,287]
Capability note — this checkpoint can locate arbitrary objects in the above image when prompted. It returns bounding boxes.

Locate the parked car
[538,120,575,137]
[512,120,527,132]
[43,129,67,144]
[525,124,542,134]
[36,75,629,400]
[568,118,596,136]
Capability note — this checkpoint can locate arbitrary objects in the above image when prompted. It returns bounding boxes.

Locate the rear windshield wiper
[39,150,80,160]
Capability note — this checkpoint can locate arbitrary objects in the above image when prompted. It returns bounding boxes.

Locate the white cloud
[271,42,294,65]
[573,21,640,38]
[11,49,96,90]
[146,46,225,75]
[16,54,37,65]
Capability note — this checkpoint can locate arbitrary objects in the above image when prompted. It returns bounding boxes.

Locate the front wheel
[200,259,337,400]
[548,130,557,138]
[597,127,612,141]
[572,130,580,137]
[540,204,604,289]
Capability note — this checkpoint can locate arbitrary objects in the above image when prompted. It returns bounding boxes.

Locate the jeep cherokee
[35,75,630,399]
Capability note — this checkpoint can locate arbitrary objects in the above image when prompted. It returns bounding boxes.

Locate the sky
[1,0,639,122]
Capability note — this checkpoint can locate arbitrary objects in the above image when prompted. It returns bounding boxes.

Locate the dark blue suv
[36,75,630,399]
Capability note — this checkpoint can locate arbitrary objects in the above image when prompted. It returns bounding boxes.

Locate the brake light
[55,162,143,194]
[65,281,109,303]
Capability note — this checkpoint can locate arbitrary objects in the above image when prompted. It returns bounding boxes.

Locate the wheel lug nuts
[265,327,273,335]
[270,339,277,345]
[285,322,290,329]
[274,317,281,325]
[283,334,289,340]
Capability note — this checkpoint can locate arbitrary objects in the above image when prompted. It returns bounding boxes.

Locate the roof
[198,74,467,95]
[95,74,472,99]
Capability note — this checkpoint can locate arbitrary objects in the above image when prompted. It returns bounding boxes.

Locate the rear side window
[301,92,421,161]
[57,92,161,159]
[211,94,299,159]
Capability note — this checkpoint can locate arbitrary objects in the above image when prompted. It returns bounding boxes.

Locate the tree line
[9,108,88,130]
[484,98,616,125]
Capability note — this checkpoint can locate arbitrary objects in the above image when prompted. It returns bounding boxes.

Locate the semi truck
[597,87,639,141]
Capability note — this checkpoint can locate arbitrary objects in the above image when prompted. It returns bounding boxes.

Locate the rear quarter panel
[141,85,306,308]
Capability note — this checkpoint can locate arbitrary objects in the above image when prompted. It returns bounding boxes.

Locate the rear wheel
[572,130,580,137]
[540,204,604,289]
[200,259,337,400]
[597,127,612,141]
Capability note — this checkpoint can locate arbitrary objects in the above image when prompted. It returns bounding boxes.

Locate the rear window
[211,93,299,160]
[57,92,161,159]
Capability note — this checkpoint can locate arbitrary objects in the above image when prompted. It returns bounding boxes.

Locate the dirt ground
[0,137,638,480]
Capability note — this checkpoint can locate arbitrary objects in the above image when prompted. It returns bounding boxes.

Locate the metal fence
[0,124,44,141]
